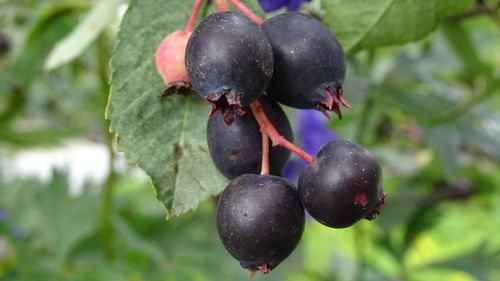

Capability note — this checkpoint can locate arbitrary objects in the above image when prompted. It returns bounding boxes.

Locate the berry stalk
[250,100,314,164]
[217,0,230,12]
[229,0,264,25]
[184,0,204,32]
[260,132,270,175]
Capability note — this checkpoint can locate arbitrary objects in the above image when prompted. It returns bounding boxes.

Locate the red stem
[250,100,315,164]
[260,132,270,175]
[229,0,264,24]
[184,0,204,32]
[217,0,230,12]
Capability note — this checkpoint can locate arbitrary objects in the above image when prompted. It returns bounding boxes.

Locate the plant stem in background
[201,0,211,18]
[445,1,499,22]
[0,86,25,124]
[355,96,375,145]
[353,223,367,281]
[352,87,376,281]
[97,36,117,260]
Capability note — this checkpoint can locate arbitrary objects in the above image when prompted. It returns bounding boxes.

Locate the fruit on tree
[155,30,192,96]
[261,12,350,119]
[207,95,293,179]
[185,12,274,124]
[298,140,385,228]
[217,174,305,274]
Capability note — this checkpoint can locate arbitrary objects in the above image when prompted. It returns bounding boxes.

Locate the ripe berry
[298,140,385,228]
[207,95,293,179]
[217,174,305,274]
[155,30,192,96]
[185,12,274,124]
[262,12,350,119]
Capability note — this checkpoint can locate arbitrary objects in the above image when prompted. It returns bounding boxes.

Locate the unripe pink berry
[155,30,192,96]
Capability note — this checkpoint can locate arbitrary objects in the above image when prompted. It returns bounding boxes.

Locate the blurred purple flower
[11,225,25,240]
[283,110,338,181]
[298,110,338,155]
[258,0,312,12]
[282,158,303,182]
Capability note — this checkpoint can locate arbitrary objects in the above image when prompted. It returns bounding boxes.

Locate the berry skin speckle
[354,193,368,206]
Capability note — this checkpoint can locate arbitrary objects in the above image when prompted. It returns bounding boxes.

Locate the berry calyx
[155,30,192,97]
[317,86,351,120]
[298,140,385,228]
[217,174,305,274]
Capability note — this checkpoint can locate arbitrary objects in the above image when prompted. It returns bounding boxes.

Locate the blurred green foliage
[0,0,499,280]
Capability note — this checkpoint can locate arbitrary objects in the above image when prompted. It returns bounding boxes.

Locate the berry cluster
[155,1,385,275]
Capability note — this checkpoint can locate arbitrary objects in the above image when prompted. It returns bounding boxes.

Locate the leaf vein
[346,0,397,53]
[172,97,191,205]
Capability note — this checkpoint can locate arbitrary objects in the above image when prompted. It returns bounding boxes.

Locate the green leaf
[441,23,492,78]
[44,0,122,71]
[403,205,441,249]
[0,4,77,106]
[459,112,500,162]
[107,0,228,218]
[0,125,85,147]
[37,170,99,262]
[425,242,500,281]
[423,125,459,177]
[111,214,166,267]
[323,0,475,53]
[381,87,454,118]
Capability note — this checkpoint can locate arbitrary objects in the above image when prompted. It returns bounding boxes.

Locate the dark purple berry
[217,174,305,274]
[262,12,350,119]
[207,95,293,179]
[186,12,274,124]
[298,140,385,228]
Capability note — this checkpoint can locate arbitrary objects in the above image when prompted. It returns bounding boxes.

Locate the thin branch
[446,2,496,22]
[260,132,270,175]
[229,0,264,24]
[217,0,229,12]
[250,100,314,164]
[97,36,116,260]
[184,0,204,32]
